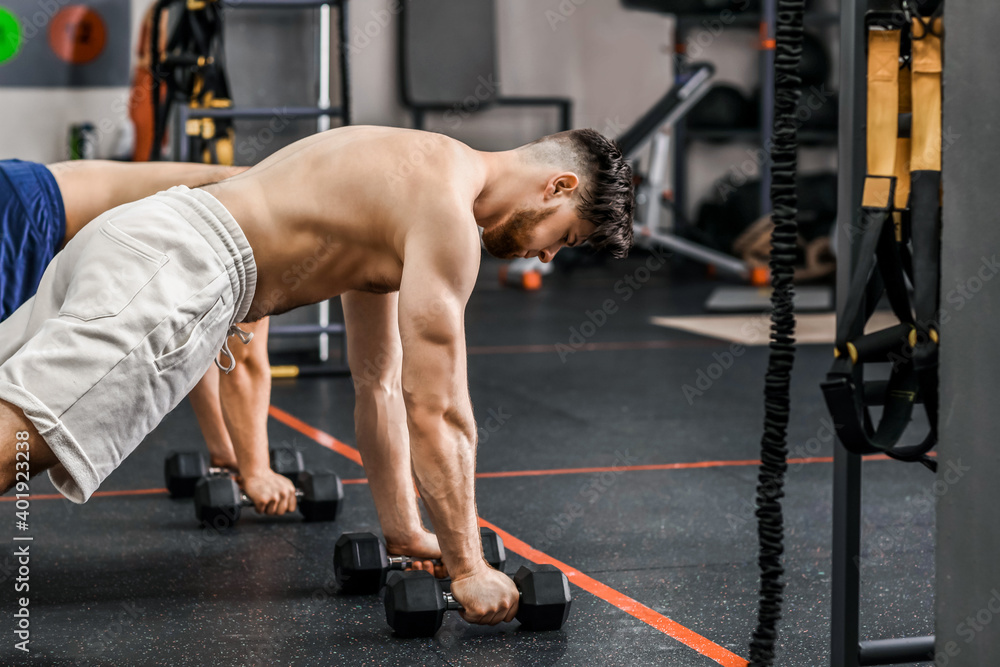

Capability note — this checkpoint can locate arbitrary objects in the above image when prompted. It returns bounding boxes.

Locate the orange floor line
[479,518,748,667]
[268,405,364,466]
[0,487,167,502]
[0,454,908,502]
[330,453,900,487]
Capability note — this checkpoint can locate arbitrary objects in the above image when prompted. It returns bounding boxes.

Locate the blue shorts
[0,159,67,321]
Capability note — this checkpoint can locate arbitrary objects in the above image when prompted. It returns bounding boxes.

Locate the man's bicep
[397,232,477,411]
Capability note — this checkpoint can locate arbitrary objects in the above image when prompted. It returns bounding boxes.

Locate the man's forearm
[406,406,483,579]
[218,353,271,476]
[354,388,425,541]
[187,366,239,469]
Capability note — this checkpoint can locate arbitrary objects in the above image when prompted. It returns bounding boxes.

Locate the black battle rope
[749,1,806,665]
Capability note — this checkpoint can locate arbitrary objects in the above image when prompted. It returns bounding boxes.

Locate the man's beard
[482,206,557,259]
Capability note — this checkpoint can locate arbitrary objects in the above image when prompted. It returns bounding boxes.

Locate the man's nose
[539,242,564,264]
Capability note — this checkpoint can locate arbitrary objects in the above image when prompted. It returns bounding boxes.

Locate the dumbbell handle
[237,489,305,507]
[387,553,505,572]
[387,555,439,569]
[386,555,496,570]
[442,591,462,611]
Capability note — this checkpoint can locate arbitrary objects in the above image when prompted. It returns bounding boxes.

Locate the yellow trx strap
[910,17,943,173]
[910,16,944,345]
[822,11,943,469]
[863,29,902,209]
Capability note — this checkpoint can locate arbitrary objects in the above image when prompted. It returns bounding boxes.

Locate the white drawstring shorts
[0,185,256,503]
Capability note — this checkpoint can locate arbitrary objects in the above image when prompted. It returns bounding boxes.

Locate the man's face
[482,204,597,262]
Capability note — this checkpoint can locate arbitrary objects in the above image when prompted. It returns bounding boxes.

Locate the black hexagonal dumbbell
[164,451,216,498]
[193,470,343,529]
[383,564,572,638]
[267,446,306,485]
[165,447,305,498]
[333,527,507,594]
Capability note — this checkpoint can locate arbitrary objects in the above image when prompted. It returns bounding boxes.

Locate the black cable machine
[750,0,943,665]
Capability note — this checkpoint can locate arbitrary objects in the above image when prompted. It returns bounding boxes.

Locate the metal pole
[176,107,189,162]
[317,2,333,362]
[181,107,341,119]
[858,636,935,665]
[831,2,869,666]
[338,0,351,126]
[268,323,345,337]
[639,229,750,278]
[318,4,332,131]
[643,132,671,233]
[831,450,863,667]
[672,18,687,226]
[759,0,776,217]
[937,1,1000,663]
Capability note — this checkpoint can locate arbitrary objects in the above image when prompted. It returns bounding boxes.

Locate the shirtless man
[0,126,633,625]
[0,159,296,514]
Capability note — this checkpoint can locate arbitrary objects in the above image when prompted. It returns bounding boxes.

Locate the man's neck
[473,150,538,230]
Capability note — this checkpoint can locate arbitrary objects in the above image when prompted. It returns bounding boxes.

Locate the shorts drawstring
[215,325,255,374]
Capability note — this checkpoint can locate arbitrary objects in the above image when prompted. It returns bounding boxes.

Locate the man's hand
[386,529,448,579]
[450,566,519,626]
[209,456,239,471]
[240,470,298,515]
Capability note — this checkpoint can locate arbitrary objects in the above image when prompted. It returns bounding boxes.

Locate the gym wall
[0,0,334,163]
[0,0,675,163]
[0,0,147,161]
[0,0,834,231]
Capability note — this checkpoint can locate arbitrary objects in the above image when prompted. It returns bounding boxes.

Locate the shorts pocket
[154,295,229,374]
[58,220,168,321]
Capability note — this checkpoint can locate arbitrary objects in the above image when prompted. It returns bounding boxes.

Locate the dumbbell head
[193,475,243,529]
[269,446,305,484]
[297,470,343,522]
[480,527,506,573]
[164,451,209,498]
[334,532,390,593]
[383,565,572,637]
[513,564,572,631]
[384,570,448,638]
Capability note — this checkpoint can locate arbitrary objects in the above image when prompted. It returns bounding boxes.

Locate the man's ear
[546,172,580,199]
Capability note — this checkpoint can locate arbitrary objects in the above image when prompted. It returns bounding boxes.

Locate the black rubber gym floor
[1,251,934,666]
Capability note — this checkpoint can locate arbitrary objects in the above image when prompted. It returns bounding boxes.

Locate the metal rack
[831,1,934,664]
[619,61,759,280]
[176,0,351,374]
[670,8,840,223]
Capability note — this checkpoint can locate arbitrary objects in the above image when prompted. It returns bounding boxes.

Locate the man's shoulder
[401,202,481,282]
[406,205,480,251]
[391,136,481,222]
[384,131,475,185]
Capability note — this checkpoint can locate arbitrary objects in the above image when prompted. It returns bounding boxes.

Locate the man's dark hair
[525,129,635,258]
